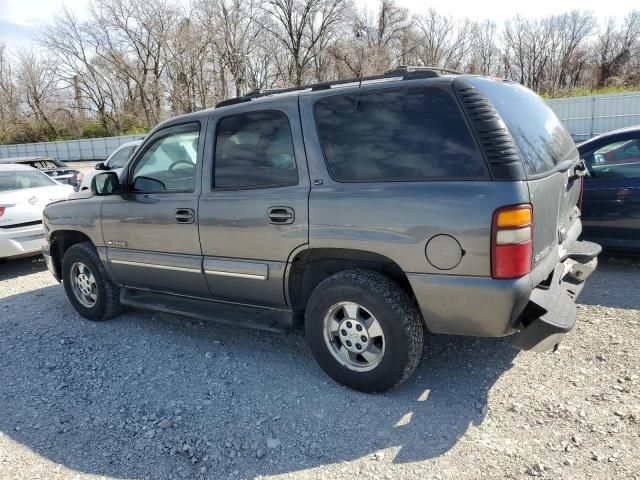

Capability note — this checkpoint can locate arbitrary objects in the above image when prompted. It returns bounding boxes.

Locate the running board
[120,288,295,333]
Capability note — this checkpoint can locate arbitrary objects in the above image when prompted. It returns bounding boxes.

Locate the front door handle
[267,206,295,225]
[175,208,195,224]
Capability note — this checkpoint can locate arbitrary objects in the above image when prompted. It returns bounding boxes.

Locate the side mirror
[91,171,121,196]
[95,162,107,170]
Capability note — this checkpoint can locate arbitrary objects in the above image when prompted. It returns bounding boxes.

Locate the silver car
[0,156,80,186]
[0,164,73,259]
[77,140,142,190]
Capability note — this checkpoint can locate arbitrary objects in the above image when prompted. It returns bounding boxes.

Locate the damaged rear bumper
[511,240,601,352]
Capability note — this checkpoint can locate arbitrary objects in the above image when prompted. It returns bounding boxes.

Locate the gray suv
[42,68,600,392]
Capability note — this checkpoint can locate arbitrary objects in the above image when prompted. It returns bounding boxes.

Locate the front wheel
[61,241,122,321]
[305,269,424,392]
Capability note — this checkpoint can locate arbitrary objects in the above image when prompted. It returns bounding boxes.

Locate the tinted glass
[0,170,56,192]
[581,138,640,180]
[314,86,485,182]
[470,77,576,177]
[132,127,199,192]
[108,146,135,169]
[214,111,298,189]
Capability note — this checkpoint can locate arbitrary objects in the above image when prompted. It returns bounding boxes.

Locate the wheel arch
[286,247,416,313]
[49,231,95,281]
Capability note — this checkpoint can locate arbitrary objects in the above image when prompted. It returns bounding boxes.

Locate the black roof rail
[214,66,461,108]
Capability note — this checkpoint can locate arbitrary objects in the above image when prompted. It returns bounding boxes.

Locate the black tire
[61,241,122,321]
[305,269,424,393]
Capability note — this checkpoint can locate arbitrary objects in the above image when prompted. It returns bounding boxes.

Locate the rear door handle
[267,206,295,225]
[175,208,195,224]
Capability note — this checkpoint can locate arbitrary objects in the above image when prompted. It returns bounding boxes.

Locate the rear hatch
[469,78,583,277]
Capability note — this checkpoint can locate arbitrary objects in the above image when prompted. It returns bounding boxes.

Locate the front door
[198,98,310,307]
[101,122,209,297]
[581,136,640,249]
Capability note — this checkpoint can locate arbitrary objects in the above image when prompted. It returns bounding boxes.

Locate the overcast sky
[0,0,636,49]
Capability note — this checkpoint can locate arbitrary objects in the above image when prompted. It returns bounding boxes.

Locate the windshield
[0,170,57,192]
[108,146,136,169]
[470,77,577,177]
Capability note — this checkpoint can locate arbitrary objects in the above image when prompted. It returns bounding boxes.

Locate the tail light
[491,204,533,279]
[0,207,4,217]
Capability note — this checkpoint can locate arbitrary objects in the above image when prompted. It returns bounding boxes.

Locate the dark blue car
[578,126,640,251]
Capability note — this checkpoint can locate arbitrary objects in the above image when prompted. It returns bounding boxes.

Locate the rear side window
[314,86,485,182]
[470,77,576,177]
[214,111,298,189]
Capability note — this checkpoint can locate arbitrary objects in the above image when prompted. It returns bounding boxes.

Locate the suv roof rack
[214,66,461,108]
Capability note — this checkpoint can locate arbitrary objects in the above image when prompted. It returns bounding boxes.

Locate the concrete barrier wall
[547,91,640,141]
[0,134,145,162]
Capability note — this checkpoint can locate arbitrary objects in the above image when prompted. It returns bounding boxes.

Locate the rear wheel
[61,241,122,321]
[305,269,424,392]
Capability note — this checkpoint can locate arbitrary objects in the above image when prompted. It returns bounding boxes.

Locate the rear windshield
[469,77,576,177]
[0,170,56,192]
[314,86,486,182]
[21,159,65,170]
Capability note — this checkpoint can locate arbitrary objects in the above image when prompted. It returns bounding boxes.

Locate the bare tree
[469,20,499,75]
[594,10,640,86]
[261,0,349,86]
[89,0,179,125]
[0,45,20,141]
[552,11,596,89]
[414,8,476,70]
[13,50,61,138]
[42,7,121,131]
[196,0,263,97]
[164,14,218,113]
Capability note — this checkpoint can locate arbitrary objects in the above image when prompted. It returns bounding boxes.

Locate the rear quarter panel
[299,88,531,277]
[307,181,530,276]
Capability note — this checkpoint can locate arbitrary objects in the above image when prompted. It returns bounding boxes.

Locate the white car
[0,164,74,259]
[77,140,141,190]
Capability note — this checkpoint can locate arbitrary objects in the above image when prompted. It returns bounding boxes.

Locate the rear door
[580,135,640,248]
[470,78,583,270]
[198,97,310,307]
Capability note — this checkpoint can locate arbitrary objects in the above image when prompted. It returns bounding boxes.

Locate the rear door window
[214,111,298,189]
[314,86,486,182]
[470,77,576,177]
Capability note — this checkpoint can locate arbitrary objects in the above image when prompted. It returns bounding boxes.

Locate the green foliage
[81,122,111,139]
[0,116,150,145]
[544,85,640,99]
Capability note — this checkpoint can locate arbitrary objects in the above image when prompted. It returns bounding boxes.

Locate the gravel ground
[0,254,638,480]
